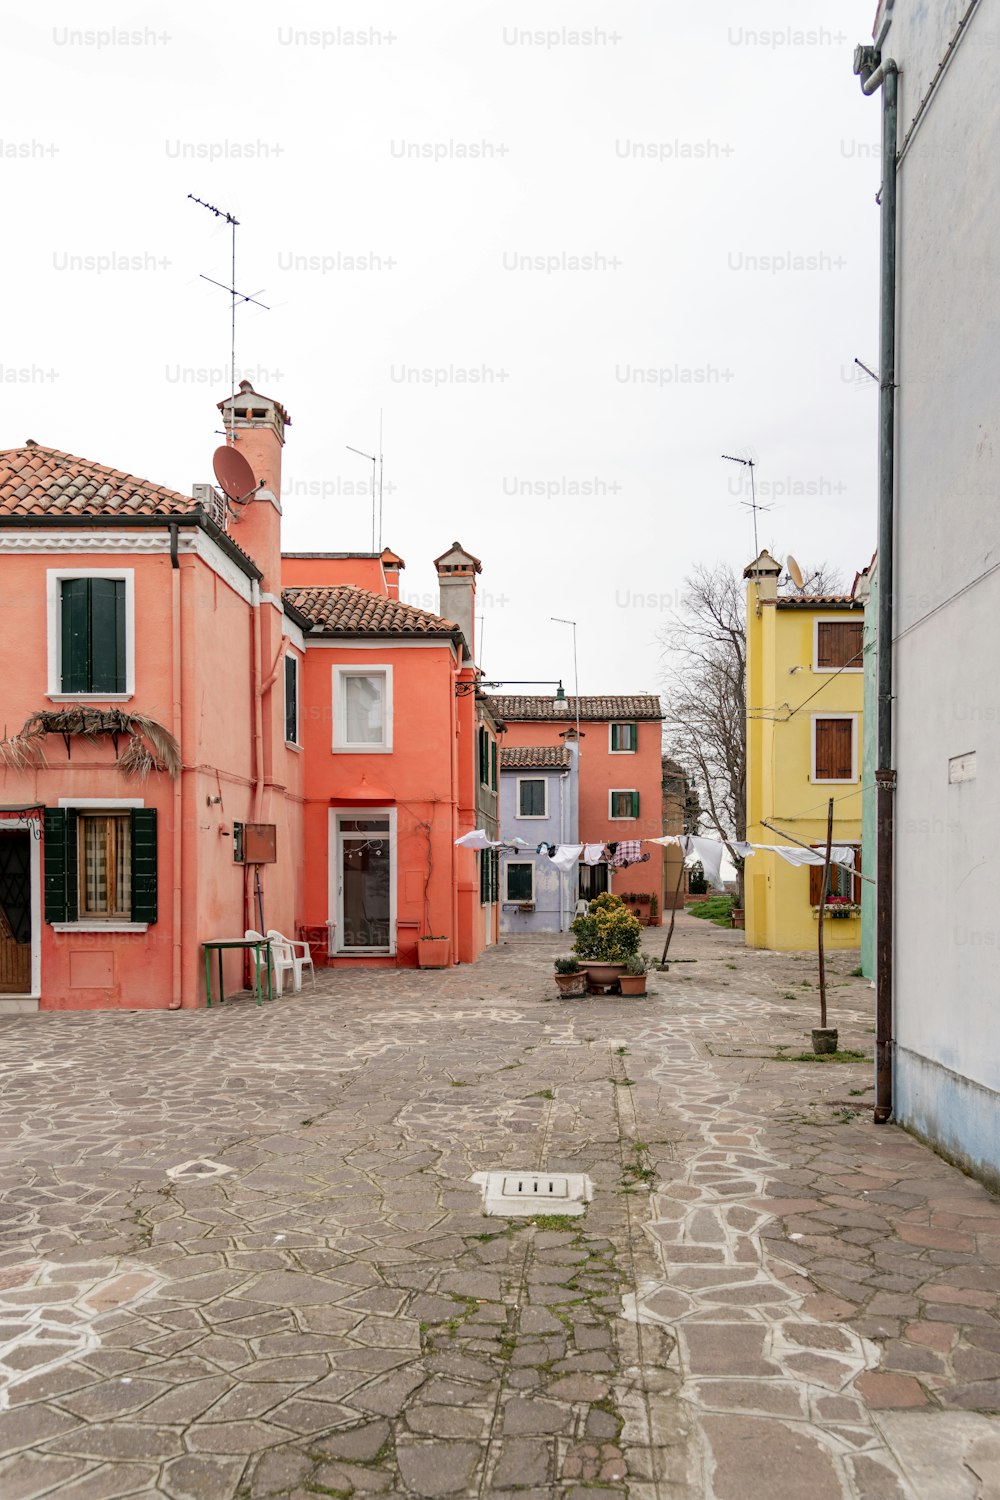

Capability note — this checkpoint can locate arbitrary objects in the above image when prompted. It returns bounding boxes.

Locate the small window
[610,722,637,753]
[79,813,131,919]
[610,790,640,819]
[60,578,126,694]
[815,619,864,671]
[518,779,547,818]
[478,726,490,786]
[506,862,534,902]
[809,845,862,905]
[284,654,299,745]
[813,717,856,781]
[490,739,497,791]
[480,848,499,905]
[334,667,392,750]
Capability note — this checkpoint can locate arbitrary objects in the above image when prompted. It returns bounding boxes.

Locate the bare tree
[659,563,747,892]
[659,557,844,902]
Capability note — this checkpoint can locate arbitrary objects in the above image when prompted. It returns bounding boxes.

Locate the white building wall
[881,0,1000,1184]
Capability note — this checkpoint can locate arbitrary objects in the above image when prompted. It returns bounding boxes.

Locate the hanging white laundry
[757,844,855,869]
[583,843,606,865]
[551,844,583,873]
[454,829,500,850]
[682,836,728,891]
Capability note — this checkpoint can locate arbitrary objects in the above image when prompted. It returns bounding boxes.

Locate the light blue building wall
[499,745,579,935]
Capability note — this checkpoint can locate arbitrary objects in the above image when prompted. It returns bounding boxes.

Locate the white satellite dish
[785,554,805,591]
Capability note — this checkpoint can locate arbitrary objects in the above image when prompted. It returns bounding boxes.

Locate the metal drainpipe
[168,524,183,1009]
[855,47,898,1123]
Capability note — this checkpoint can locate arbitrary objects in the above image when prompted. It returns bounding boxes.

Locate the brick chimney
[433,542,481,662]
[217,382,291,592]
[380,547,405,602]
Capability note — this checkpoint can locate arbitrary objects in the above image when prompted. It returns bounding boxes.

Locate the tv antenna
[188,194,270,445]
[722,452,772,556]
[346,408,384,551]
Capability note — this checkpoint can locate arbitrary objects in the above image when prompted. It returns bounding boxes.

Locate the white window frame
[609,722,637,754]
[332,664,393,753]
[505,860,535,903]
[284,652,299,747]
[609,789,639,820]
[516,776,548,819]
[53,796,148,932]
[810,713,859,784]
[812,616,864,674]
[47,568,135,700]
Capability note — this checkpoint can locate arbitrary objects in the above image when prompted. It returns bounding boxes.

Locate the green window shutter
[479,851,487,904]
[90,578,125,693]
[60,580,90,693]
[631,791,640,818]
[130,808,158,923]
[491,740,497,791]
[507,862,533,902]
[43,807,78,923]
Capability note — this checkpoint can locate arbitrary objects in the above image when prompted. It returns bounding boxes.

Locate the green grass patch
[687,896,734,926]
[524,1214,576,1231]
[775,1049,870,1064]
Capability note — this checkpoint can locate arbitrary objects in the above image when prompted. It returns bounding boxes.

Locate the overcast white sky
[4,0,881,700]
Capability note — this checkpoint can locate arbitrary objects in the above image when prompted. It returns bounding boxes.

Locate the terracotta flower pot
[582,962,627,993]
[554,971,587,997]
[618,974,647,996]
[417,937,450,969]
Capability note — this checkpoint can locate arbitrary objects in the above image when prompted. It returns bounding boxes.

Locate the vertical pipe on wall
[855,48,898,1122]
[168,525,183,1009]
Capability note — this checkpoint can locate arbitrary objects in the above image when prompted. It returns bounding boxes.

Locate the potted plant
[618,953,648,996]
[649,893,659,925]
[553,956,587,997]
[417,935,450,968]
[571,893,642,993]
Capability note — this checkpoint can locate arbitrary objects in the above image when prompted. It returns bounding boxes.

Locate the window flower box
[811,903,861,919]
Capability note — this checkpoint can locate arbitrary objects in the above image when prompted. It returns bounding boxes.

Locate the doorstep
[0,995,39,1015]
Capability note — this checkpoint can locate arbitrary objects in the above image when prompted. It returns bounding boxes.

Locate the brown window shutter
[815,718,853,779]
[817,619,863,669]
[809,862,824,905]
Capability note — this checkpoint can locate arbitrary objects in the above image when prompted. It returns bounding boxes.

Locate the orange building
[0,387,494,1011]
[490,696,664,919]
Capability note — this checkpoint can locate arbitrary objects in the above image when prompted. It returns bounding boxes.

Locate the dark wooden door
[0,833,31,993]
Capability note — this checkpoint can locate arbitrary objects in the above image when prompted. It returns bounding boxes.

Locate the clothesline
[454,829,858,890]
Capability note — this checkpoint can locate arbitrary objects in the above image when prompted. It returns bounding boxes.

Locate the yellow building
[744,551,865,951]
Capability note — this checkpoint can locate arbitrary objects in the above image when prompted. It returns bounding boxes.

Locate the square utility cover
[471,1170,593,1217]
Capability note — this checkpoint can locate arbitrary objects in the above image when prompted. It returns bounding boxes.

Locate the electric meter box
[233,822,277,864]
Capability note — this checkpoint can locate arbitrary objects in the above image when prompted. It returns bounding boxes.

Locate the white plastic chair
[267,929,315,992]
[246,927,291,997]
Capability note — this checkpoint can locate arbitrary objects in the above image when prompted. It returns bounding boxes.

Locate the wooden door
[0,833,31,994]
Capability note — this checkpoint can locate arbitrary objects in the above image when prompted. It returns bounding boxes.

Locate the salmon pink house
[0,385,496,1012]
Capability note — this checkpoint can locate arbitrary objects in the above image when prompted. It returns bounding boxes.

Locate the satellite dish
[213,445,258,504]
[785,554,805,591]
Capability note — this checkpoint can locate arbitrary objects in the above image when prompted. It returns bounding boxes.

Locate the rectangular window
[813,717,856,781]
[490,739,497,791]
[284,654,298,744]
[479,848,499,905]
[506,862,534,902]
[610,790,640,819]
[815,619,864,671]
[809,845,862,905]
[518,779,547,818]
[78,813,131,919]
[333,667,392,751]
[478,726,490,786]
[610,722,637,752]
[60,578,126,694]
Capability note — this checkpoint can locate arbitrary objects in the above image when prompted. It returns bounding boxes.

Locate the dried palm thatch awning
[0,708,181,780]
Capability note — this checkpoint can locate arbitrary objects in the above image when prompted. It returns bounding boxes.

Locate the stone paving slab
[0,919,998,1496]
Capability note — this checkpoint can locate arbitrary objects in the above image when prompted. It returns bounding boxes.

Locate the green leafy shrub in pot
[554,956,580,974]
[626,953,649,976]
[571,893,642,964]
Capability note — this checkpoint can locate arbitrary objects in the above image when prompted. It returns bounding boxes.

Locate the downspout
[451,658,462,958]
[168,524,183,1009]
[854,46,898,1123]
[245,582,265,960]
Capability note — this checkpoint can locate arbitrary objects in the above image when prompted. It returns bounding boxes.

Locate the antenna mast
[722,452,772,556]
[188,194,270,446]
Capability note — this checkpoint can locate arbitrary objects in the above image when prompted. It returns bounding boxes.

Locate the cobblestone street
[1,917,999,1499]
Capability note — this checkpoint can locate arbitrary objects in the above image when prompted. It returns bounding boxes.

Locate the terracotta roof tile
[0,443,200,519]
[500,746,572,770]
[490,695,662,722]
[775,595,862,609]
[283,584,463,637]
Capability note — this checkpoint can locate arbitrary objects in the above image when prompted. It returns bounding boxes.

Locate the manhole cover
[471,1170,593,1217]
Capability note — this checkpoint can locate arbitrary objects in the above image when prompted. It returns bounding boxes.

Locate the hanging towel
[680,836,727,891]
[454,829,500,850]
[583,843,606,866]
[551,844,583,873]
[612,840,643,867]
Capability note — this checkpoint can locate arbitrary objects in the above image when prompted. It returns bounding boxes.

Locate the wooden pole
[660,841,688,964]
[817,798,834,1029]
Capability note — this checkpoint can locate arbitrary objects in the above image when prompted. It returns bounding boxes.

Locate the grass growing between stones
[775,1050,870,1064]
